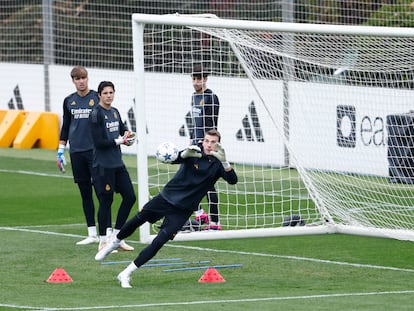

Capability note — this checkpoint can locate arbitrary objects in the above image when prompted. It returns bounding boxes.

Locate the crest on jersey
[89,99,94,106]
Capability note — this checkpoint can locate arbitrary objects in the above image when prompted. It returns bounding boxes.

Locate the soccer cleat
[117,272,132,288]
[119,240,134,251]
[95,239,120,260]
[195,209,209,225]
[76,236,99,245]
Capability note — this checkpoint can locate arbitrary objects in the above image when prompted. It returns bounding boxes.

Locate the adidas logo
[178,101,264,142]
[236,101,264,142]
[8,85,24,110]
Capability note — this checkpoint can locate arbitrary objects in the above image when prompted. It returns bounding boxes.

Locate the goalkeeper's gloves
[115,131,137,146]
[181,145,202,159]
[210,143,231,169]
[57,144,67,173]
[124,131,137,146]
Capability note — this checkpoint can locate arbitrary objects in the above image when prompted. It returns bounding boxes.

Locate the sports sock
[122,262,138,276]
[87,226,97,237]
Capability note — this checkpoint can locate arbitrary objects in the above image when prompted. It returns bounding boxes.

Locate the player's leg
[113,166,137,251]
[206,186,221,230]
[113,166,136,231]
[70,151,98,245]
[95,195,165,261]
[93,166,116,251]
[117,206,192,288]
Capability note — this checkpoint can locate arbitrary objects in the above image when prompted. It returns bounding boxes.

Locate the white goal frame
[132,13,414,243]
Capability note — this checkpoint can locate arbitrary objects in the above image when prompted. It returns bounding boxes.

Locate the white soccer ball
[156,141,179,163]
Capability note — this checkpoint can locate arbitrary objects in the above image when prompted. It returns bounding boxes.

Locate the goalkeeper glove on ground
[181,145,202,159]
[57,144,66,173]
[210,143,231,169]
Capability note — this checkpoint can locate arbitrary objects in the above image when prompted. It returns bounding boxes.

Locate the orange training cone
[198,268,226,283]
[46,268,73,283]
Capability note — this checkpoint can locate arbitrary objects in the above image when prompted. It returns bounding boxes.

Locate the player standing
[89,81,136,252]
[57,66,101,245]
[190,63,221,230]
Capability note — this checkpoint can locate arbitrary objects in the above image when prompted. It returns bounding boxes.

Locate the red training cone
[46,268,73,283]
[198,268,226,283]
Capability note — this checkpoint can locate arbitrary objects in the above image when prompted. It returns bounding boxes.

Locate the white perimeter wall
[1,63,413,177]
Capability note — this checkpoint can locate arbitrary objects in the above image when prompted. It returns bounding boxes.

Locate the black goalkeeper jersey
[89,104,128,169]
[59,90,99,153]
[160,152,237,211]
[190,88,220,144]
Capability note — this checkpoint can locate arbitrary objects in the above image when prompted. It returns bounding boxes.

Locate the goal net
[132,13,414,243]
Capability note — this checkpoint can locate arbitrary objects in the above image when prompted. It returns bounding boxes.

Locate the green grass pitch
[1,147,414,310]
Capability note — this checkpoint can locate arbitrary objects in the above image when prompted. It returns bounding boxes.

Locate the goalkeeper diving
[94,129,237,288]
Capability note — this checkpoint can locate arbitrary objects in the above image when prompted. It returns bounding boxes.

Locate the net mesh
[141,19,414,234]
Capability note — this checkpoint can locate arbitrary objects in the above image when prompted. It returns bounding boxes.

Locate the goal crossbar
[132,13,414,37]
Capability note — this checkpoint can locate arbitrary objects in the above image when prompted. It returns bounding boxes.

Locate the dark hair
[70,66,88,79]
[97,81,115,94]
[191,63,209,78]
[205,129,221,142]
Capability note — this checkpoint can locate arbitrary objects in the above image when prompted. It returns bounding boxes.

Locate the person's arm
[57,98,70,172]
[59,98,71,143]
[222,166,238,184]
[116,108,136,146]
[89,108,116,149]
[210,143,238,184]
[90,108,135,148]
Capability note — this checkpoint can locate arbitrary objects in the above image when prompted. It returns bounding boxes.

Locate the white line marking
[2,226,414,273]
[3,164,414,309]
[0,169,72,178]
[3,290,414,310]
[2,226,414,310]
[0,169,138,184]
[165,243,414,273]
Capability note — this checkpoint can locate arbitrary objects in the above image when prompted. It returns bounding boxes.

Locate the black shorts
[92,165,133,196]
[140,194,192,235]
[69,150,93,183]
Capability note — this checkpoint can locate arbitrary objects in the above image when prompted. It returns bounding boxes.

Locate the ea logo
[337,105,356,148]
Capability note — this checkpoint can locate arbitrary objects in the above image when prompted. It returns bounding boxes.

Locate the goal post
[132,13,414,243]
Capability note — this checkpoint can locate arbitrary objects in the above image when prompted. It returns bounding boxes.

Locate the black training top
[89,104,128,169]
[59,90,99,153]
[160,151,237,211]
[190,88,220,145]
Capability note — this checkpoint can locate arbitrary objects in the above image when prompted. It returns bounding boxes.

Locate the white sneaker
[119,240,134,251]
[117,272,132,288]
[76,236,99,245]
[95,239,120,260]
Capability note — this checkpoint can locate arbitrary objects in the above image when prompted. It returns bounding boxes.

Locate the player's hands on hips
[181,145,202,159]
[210,143,231,169]
[57,144,66,173]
